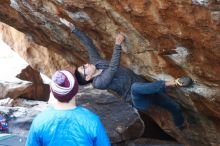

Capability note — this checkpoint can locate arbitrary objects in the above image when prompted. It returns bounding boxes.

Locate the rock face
[76,86,145,144]
[0,22,73,77]
[0,0,220,145]
[0,80,32,99]
[16,65,50,101]
[0,65,50,101]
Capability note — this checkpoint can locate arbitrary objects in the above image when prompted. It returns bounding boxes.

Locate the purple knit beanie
[51,70,78,102]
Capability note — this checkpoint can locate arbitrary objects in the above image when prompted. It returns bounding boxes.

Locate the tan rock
[16,65,50,101]
[0,80,32,99]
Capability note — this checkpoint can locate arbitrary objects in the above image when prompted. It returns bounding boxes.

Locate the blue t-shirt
[26,106,111,146]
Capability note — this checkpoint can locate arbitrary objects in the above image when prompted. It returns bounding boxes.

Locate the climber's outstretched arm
[60,18,102,64]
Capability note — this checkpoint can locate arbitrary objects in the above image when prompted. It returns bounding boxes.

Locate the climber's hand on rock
[60,18,75,30]
[115,33,125,45]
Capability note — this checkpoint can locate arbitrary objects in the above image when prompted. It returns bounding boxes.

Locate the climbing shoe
[175,76,193,87]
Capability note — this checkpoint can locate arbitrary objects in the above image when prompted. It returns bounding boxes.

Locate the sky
[0,40,50,83]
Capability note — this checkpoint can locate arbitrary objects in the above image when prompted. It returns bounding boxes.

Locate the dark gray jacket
[73,28,145,101]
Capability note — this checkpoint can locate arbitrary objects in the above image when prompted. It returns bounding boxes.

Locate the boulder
[0,79,32,99]
[16,65,50,101]
[76,86,145,143]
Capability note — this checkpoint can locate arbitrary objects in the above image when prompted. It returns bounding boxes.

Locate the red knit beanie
[51,70,78,102]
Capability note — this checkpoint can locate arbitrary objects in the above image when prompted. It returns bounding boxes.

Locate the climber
[26,70,110,146]
[59,18,193,130]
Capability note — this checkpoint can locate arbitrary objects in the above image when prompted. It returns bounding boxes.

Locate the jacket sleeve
[93,117,111,146]
[71,28,102,64]
[93,45,121,89]
[25,120,41,146]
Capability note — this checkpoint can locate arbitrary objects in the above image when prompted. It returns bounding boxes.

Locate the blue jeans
[131,81,184,128]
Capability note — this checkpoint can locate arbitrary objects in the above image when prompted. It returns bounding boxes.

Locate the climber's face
[77,63,96,81]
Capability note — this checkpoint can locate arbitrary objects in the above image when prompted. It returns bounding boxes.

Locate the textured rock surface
[0,22,73,77]
[112,138,182,146]
[0,0,220,145]
[16,65,50,101]
[76,86,144,143]
[0,79,32,99]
